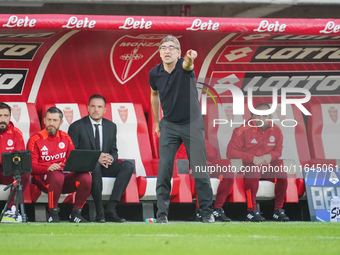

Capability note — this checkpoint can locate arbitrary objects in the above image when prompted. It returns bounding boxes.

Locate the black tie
[94,124,100,151]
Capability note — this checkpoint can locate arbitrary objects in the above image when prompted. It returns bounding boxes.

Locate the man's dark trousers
[92,161,134,216]
[156,117,213,218]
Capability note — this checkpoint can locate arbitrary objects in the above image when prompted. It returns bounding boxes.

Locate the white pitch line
[2,232,339,241]
[121,234,278,239]
[120,233,340,240]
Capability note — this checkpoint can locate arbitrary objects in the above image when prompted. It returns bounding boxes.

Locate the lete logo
[110,34,166,84]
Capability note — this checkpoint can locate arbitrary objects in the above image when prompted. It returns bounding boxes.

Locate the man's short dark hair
[89,94,106,105]
[251,103,271,116]
[0,103,11,115]
[256,103,270,109]
[45,107,63,120]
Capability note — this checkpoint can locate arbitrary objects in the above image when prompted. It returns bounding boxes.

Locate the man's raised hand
[186,49,197,60]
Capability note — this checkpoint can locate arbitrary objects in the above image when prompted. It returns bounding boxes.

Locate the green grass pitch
[0,222,339,255]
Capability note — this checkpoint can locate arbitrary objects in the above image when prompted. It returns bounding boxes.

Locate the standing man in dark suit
[68,94,134,223]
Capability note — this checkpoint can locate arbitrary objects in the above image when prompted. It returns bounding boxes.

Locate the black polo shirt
[149,58,201,125]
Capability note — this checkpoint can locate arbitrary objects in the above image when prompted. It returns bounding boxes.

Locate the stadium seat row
[0,102,190,221]
[1,101,338,219]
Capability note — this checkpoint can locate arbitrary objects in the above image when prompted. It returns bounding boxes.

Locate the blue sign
[304,168,340,222]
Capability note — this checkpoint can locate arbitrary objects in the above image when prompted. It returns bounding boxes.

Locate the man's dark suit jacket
[68,116,118,168]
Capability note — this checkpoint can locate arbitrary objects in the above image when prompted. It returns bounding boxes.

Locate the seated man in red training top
[220,103,289,222]
[0,102,30,223]
[28,107,92,223]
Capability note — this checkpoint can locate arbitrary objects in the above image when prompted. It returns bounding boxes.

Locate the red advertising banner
[0,14,340,221]
[0,14,339,113]
[1,14,340,35]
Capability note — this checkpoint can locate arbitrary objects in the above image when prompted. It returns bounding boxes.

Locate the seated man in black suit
[68,94,134,223]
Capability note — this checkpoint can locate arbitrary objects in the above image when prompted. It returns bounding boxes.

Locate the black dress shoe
[95,212,105,223]
[95,218,105,223]
[105,211,126,223]
[156,214,168,224]
[202,213,215,223]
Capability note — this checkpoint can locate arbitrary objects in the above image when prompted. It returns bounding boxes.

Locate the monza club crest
[328,106,338,124]
[11,104,21,122]
[118,106,128,123]
[63,107,73,125]
[110,34,164,84]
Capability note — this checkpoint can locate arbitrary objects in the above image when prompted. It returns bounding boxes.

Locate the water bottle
[145,218,156,223]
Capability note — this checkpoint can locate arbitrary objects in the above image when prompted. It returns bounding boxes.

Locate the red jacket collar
[40,129,61,139]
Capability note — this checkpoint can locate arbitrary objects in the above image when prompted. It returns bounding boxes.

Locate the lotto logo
[218,46,340,63]
[0,69,27,95]
[0,42,41,60]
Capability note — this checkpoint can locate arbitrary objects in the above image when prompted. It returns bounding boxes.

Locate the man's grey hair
[160,35,181,51]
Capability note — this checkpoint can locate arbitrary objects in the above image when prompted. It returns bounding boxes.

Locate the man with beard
[0,102,29,223]
[28,107,92,223]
